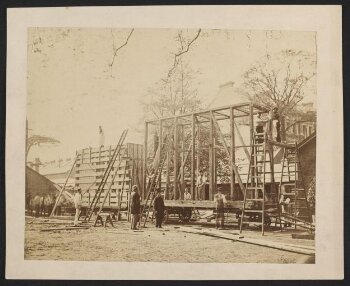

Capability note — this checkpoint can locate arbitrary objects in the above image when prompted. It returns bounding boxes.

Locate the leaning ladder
[240,131,279,235]
[84,129,128,222]
[139,133,173,227]
[278,143,313,231]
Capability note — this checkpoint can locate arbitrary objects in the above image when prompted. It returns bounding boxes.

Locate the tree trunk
[280,115,286,142]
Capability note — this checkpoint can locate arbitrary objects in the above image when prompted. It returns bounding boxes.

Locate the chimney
[34,158,40,172]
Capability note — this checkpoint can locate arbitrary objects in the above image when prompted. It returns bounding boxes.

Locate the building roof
[207,84,246,109]
[38,159,74,176]
[297,132,316,150]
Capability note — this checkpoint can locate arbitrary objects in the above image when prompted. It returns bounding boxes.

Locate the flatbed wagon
[162,199,244,223]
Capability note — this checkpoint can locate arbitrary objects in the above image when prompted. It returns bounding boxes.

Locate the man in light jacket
[130,185,141,230]
[73,188,82,226]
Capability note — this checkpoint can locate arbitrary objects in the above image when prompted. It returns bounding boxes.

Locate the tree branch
[110,28,134,67]
[167,29,201,77]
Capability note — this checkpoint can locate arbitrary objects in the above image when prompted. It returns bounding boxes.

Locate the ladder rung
[244,210,263,213]
[245,198,264,201]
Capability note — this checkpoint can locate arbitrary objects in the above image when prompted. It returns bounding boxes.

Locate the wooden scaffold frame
[142,102,270,201]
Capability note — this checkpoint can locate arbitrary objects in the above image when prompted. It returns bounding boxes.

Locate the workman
[130,185,141,230]
[184,187,192,200]
[153,189,165,228]
[73,188,82,226]
[214,187,227,229]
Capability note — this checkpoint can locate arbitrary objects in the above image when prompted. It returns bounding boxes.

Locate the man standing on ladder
[130,185,141,230]
[214,187,227,229]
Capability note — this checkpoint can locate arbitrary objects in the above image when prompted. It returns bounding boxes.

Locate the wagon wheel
[264,215,272,227]
[178,208,192,223]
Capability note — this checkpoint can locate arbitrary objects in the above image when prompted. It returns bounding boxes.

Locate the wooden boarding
[75,142,143,209]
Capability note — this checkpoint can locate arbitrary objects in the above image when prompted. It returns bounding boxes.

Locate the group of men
[129,185,165,229]
[72,184,227,230]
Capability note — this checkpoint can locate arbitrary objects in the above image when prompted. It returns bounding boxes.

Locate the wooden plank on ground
[292,233,315,240]
[40,226,90,232]
[177,226,315,255]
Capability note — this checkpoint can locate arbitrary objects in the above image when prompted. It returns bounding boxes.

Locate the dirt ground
[24,216,315,263]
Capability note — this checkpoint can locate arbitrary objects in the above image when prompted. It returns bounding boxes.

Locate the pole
[196,123,200,200]
[230,107,235,200]
[180,124,185,199]
[191,114,196,199]
[143,122,148,200]
[158,120,163,191]
[174,117,178,200]
[50,156,78,217]
[209,115,214,200]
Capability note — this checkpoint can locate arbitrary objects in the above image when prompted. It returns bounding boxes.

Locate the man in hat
[73,188,82,226]
[153,189,165,228]
[214,187,227,229]
[130,185,141,230]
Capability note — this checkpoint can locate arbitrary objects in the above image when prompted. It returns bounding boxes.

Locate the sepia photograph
[5,6,343,280]
[24,27,317,263]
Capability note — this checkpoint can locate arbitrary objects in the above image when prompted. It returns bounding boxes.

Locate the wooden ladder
[84,129,128,222]
[240,131,280,235]
[139,133,173,227]
[279,143,313,230]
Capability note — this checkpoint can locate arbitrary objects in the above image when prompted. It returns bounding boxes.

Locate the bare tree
[240,49,316,139]
[242,50,315,113]
[167,29,201,78]
[142,29,202,119]
[143,62,201,120]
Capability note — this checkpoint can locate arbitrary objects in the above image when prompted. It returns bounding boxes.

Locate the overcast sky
[27,28,316,163]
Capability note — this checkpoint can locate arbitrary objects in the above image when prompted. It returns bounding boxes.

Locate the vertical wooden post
[249,103,254,188]
[180,124,185,199]
[165,125,170,200]
[143,122,148,200]
[209,115,214,201]
[191,114,196,200]
[196,122,200,200]
[213,137,216,200]
[25,118,28,164]
[158,120,163,191]
[230,107,235,200]
[249,103,254,145]
[173,117,178,200]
